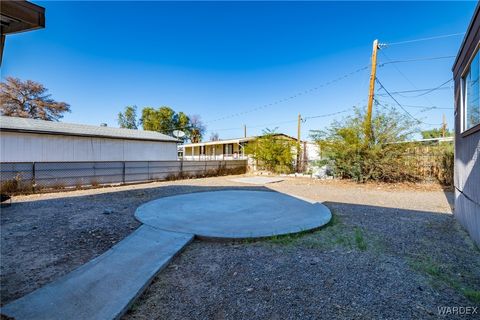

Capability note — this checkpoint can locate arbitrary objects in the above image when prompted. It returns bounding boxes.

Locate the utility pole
[244,124,247,138]
[365,39,379,144]
[442,114,446,138]
[297,113,302,173]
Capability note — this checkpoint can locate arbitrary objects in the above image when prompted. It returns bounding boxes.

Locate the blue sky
[1,1,477,140]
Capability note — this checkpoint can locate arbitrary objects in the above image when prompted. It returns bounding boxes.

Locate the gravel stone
[1,176,478,320]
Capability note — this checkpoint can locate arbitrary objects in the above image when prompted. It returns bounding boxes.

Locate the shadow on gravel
[122,201,480,320]
[287,201,480,304]
[2,185,479,315]
[0,184,281,305]
[442,188,455,211]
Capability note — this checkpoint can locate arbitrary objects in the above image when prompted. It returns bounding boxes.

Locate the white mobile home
[0,116,179,162]
[179,134,301,161]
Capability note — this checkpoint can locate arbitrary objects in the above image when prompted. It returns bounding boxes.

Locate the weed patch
[408,256,480,303]
[354,227,367,251]
[264,213,378,253]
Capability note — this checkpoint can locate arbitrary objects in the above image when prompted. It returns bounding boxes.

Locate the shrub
[438,145,454,186]
[403,143,454,186]
[311,107,419,182]
[0,173,33,194]
[90,179,100,187]
[244,129,295,174]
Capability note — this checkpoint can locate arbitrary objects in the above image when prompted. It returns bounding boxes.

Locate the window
[224,144,233,155]
[462,48,480,132]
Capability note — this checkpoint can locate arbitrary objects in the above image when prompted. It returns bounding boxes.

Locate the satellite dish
[172,130,186,138]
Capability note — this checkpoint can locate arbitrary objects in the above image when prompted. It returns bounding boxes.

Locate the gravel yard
[1,175,479,319]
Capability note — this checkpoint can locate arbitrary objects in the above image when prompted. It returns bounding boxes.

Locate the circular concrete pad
[135,190,331,239]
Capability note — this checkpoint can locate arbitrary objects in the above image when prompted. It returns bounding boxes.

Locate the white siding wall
[305,142,321,161]
[0,132,178,162]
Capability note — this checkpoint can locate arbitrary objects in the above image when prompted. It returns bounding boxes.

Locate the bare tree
[0,77,70,121]
[210,132,220,141]
[189,114,206,143]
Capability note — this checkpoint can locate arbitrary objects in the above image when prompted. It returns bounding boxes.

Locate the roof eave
[452,1,480,72]
[0,127,180,143]
[0,1,45,35]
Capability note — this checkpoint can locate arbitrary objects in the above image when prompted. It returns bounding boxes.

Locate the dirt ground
[1,175,479,319]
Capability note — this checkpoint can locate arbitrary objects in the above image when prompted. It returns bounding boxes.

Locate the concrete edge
[1,226,194,320]
[114,229,194,319]
[229,178,285,185]
[139,204,332,242]
[134,189,332,242]
[194,203,333,242]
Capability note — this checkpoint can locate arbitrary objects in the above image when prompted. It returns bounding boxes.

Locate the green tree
[117,106,139,129]
[141,106,176,133]
[173,111,191,143]
[244,128,295,173]
[175,112,190,131]
[311,106,419,182]
[0,77,70,121]
[139,107,206,143]
[421,128,452,139]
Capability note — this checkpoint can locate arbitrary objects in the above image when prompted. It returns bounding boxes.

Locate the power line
[206,120,299,134]
[375,84,452,97]
[401,104,453,110]
[375,78,442,126]
[207,109,352,133]
[304,109,350,120]
[383,32,465,46]
[378,55,457,67]
[379,50,426,94]
[375,99,453,110]
[378,50,444,109]
[407,78,453,97]
[204,65,369,124]
[375,99,443,128]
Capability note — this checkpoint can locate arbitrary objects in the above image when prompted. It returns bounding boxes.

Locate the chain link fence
[0,160,247,193]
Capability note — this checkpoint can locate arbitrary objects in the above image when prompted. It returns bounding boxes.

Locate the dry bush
[312,107,420,183]
[50,181,66,190]
[0,174,33,195]
[405,144,454,186]
[90,179,100,187]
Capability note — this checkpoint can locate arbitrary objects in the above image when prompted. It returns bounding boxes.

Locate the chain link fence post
[122,161,126,185]
[32,162,36,193]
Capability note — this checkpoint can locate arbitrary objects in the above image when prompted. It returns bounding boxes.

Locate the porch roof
[181,137,254,148]
[181,133,301,148]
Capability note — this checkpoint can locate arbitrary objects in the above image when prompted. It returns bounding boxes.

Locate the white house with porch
[179,133,321,166]
[179,137,253,161]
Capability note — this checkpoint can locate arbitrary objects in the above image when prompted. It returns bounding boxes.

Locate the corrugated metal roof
[0,116,179,142]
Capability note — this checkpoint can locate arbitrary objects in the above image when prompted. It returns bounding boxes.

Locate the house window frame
[223,143,233,155]
[460,41,480,136]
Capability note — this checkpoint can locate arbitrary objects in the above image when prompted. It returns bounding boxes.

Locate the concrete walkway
[2,190,331,320]
[2,226,193,320]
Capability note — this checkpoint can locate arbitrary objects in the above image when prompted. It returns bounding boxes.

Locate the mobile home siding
[453,3,480,245]
[1,132,178,162]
